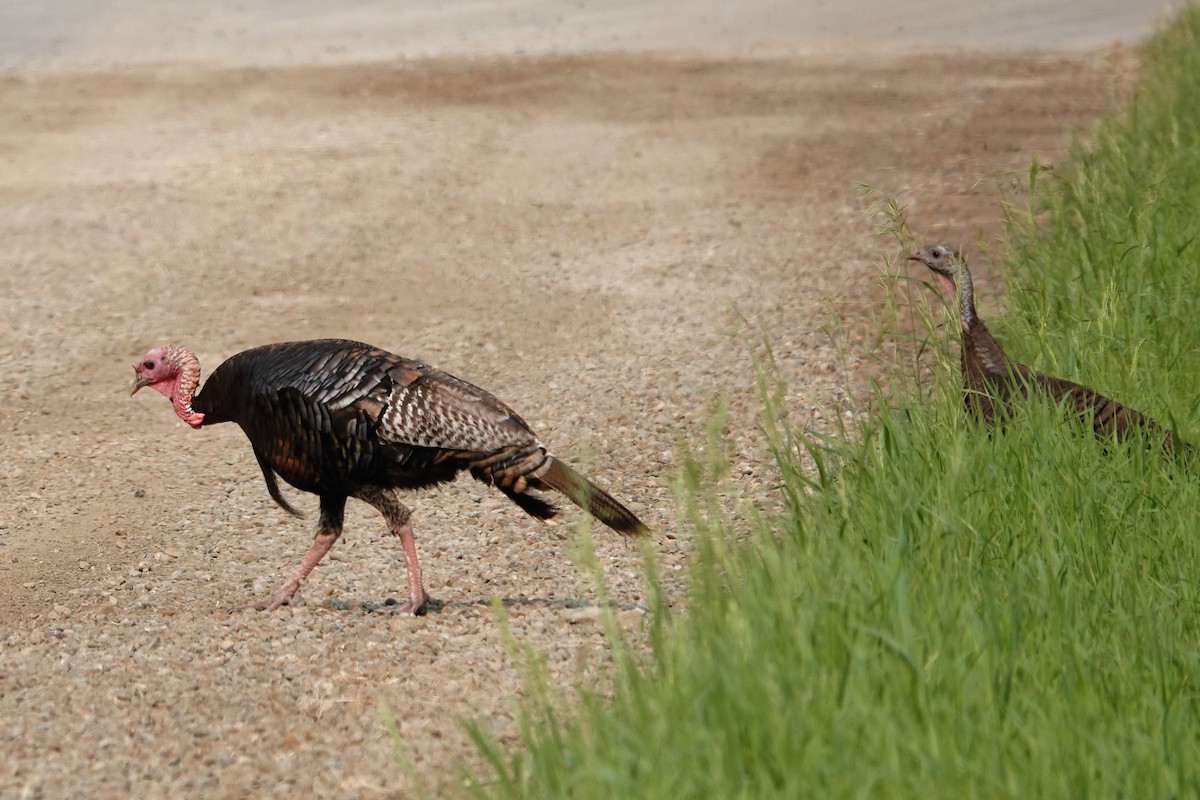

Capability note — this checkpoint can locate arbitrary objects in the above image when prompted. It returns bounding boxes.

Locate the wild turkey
[130,338,648,615]
[908,244,1189,456]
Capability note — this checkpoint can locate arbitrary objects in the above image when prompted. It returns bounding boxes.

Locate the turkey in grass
[130,338,648,615]
[907,244,1190,456]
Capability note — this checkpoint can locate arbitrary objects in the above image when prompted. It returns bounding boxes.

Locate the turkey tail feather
[252,444,303,518]
[537,457,648,536]
[503,489,561,521]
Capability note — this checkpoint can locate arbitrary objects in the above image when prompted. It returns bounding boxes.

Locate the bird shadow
[330,595,643,615]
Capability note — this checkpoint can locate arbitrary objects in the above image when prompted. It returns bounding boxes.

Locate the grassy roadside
[451,6,1200,798]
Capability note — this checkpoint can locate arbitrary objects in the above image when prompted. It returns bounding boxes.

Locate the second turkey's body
[193,339,539,503]
[910,244,1188,458]
[961,319,1177,448]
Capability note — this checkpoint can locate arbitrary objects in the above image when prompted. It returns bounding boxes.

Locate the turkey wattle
[130,338,648,615]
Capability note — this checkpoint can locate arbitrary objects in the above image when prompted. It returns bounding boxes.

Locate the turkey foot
[372,593,429,616]
[228,582,300,613]
[228,527,339,614]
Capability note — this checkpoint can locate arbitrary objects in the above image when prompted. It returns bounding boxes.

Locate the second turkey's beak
[130,372,150,396]
[906,253,926,266]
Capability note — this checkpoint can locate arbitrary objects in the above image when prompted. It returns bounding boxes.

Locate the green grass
[447,6,1200,798]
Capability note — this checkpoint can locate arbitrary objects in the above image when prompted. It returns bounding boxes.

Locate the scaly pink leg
[378,520,428,615]
[354,487,428,615]
[230,496,345,613]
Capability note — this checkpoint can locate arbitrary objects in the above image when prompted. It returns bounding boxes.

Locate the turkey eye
[143,360,155,369]
[931,247,942,257]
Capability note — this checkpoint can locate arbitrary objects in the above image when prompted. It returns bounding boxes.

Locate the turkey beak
[906,253,926,266]
[130,372,150,396]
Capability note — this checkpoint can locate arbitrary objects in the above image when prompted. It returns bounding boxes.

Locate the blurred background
[0,0,1185,72]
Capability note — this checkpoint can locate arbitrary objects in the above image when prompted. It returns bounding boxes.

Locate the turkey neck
[950,261,977,334]
[949,261,1015,384]
[164,344,205,428]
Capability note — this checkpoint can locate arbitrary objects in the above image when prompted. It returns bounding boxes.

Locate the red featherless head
[130,343,205,428]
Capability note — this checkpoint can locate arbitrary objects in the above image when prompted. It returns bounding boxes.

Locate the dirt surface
[0,49,1132,796]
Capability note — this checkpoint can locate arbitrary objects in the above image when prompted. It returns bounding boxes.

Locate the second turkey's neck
[954,266,977,333]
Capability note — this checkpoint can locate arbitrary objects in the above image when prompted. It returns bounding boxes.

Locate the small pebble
[566,607,603,624]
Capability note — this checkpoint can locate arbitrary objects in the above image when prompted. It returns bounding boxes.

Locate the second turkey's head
[907,244,962,298]
[130,343,205,428]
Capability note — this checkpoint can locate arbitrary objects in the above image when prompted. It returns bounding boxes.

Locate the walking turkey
[908,244,1189,456]
[130,338,648,615]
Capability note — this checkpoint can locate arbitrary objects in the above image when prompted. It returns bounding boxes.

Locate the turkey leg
[354,486,428,615]
[230,495,345,613]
